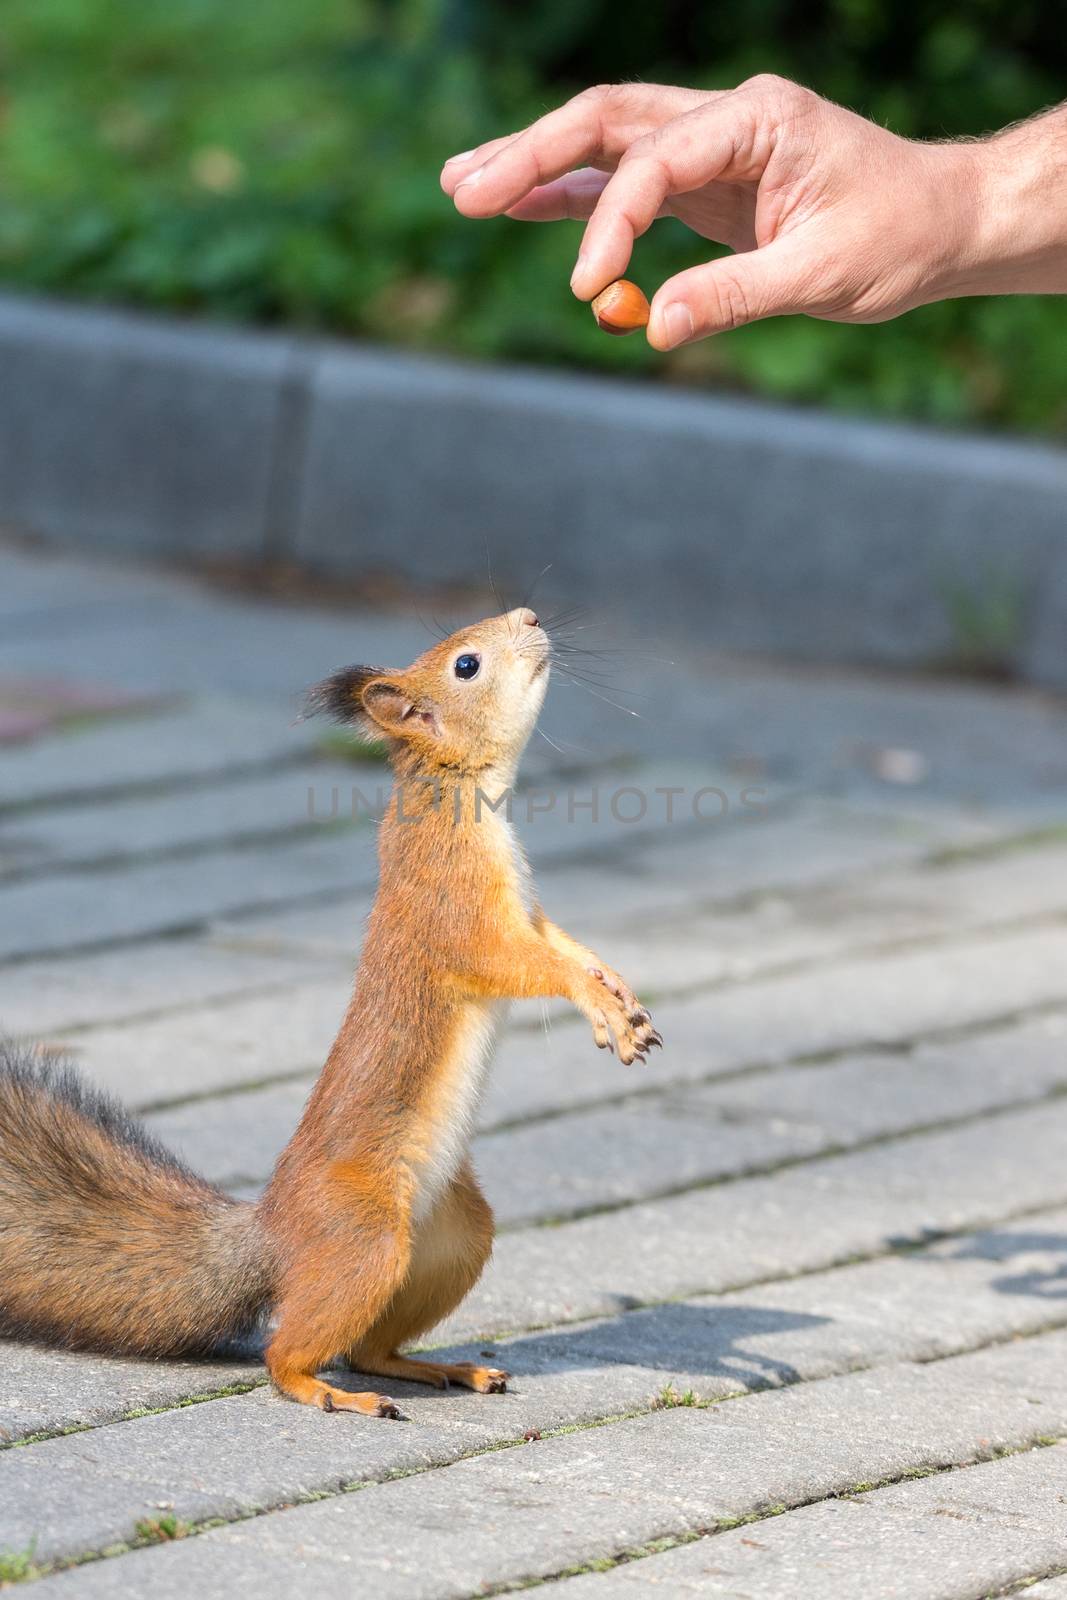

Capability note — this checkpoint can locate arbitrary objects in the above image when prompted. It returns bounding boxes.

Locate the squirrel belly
[404,998,508,1225]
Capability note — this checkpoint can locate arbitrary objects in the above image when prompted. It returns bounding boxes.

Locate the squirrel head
[306,607,550,776]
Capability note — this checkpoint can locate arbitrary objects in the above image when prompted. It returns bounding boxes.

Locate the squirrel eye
[454,653,481,681]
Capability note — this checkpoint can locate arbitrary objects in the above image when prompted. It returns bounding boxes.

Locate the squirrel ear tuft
[304,665,386,726]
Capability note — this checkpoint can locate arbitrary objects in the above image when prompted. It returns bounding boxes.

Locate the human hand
[439,77,992,349]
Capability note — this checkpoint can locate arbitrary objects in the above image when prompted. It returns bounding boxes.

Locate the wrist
[947,113,1067,298]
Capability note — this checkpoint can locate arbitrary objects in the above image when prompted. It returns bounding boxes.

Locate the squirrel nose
[514,608,540,628]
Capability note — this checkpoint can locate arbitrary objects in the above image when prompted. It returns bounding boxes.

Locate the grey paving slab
[0,762,388,880]
[4,753,795,889]
[209,829,1067,1009]
[0,543,182,622]
[2,777,843,965]
[7,1198,1067,1474]
[8,536,1067,792]
[0,937,338,1039]
[475,1018,1067,1225]
[56,974,353,1105]
[1029,1579,1067,1598]
[0,832,382,963]
[141,1014,1067,1220]
[548,1445,1067,1598]
[29,1338,1067,1596]
[480,922,1067,1127]
[0,1345,258,1445]
[213,794,1015,961]
[509,1205,1067,1389]
[0,699,317,812]
[444,1097,1067,1340]
[609,836,1067,995]
[54,918,1067,1116]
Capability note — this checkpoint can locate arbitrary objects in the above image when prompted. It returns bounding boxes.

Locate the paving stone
[68,914,1067,1116]
[0,1345,258,1446]
[0,938,336,1038]
[0,544,178,623]
[4,753,800,888]
[9,544,1067,1598]
[548,1446,1067,1597]
[479,923,1067,1127]
[209,829,1067,1009]
[146,1080,314,1181]
[7,1200,1067,1498]
[212,794,1013,961]
[504,1205,1067,1391]
[29,1338,1067,1595]
[475,1018,1067,1224]
[9,537,1067,794]
[0,833,382,963]
[56,975,353,1106]
[444,1097,1067,1340]
[0,762,388,879]
[5,775,856,964]
[1028,1579,1067,1598]
[141,1013,1067,1218]
[0,699,317,812]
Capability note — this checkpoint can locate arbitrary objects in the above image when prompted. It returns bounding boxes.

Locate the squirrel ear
[362,679,441,739]
[303,665,385,727]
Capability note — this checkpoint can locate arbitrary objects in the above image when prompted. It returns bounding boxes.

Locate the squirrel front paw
[586,966,662,1064]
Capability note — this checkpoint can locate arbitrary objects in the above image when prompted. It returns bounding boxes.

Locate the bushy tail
[0,1042,272,1357]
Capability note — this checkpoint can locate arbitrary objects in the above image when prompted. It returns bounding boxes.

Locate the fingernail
[455,166,484,190]
[660,303,694,349]
[569,253,588,293]
[445,149,477,164]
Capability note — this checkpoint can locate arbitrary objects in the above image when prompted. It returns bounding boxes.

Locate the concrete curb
[2,291,1065,685]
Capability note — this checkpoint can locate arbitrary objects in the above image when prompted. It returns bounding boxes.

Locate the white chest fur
[488,807,536,918]
[410,999,507,1224]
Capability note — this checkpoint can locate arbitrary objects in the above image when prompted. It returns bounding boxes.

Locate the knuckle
[739,71,804,106]
[578,82,622,107]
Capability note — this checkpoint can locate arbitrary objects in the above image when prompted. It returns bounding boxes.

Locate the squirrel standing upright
[0,608,660,1416]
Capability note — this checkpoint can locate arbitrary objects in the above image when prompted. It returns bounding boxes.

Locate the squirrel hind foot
[320,1384,405,1418]
[272,1370,404,1418]
[349,1350,510,1394]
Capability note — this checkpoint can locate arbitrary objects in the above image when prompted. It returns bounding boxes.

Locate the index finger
[447,84,709,219]
[571,92,772,297]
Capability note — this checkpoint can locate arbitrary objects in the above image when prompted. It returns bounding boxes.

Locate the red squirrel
[0,608,660,1416]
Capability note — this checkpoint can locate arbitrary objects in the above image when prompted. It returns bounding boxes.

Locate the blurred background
[2,0,1066,436]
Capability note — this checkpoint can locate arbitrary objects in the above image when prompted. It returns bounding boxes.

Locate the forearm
[537,914,596,967]
[959,105,1067,297]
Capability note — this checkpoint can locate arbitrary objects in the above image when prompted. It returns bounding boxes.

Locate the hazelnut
[591,279,650,336]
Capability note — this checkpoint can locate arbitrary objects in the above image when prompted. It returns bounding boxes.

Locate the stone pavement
[2,536,1067,1597]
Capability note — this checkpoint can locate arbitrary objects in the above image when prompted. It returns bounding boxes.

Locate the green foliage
[1,0,1065,433]
[653,1381,699,1408]
[937,562,1028,678]
[133,1514,191,1544]
[0,1542,40,1585]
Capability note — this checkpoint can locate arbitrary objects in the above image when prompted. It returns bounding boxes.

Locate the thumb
[647,241,818,349]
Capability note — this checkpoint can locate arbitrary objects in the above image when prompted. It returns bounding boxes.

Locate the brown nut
[590,279,650,336]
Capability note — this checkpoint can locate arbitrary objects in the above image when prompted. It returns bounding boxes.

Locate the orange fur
[0,608,659,1418]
